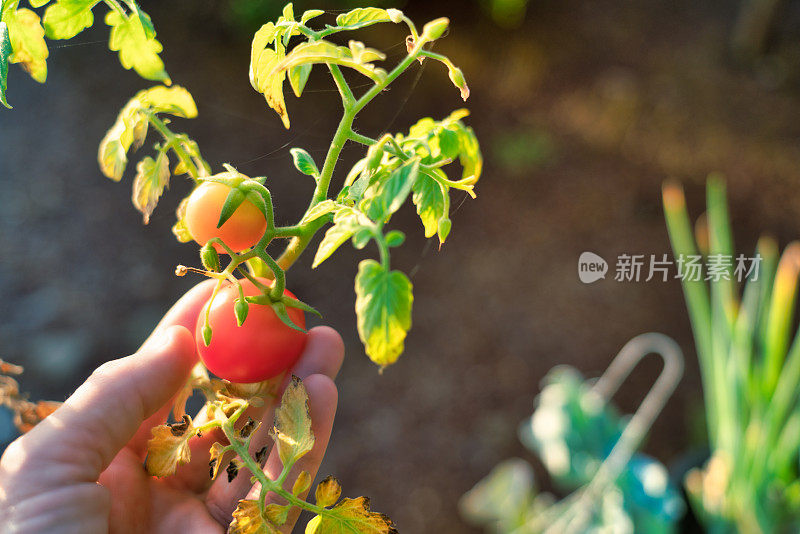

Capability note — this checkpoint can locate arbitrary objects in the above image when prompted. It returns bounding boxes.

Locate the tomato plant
[1,2,481,531]
[184,181,268,253]
[198,278,307,383]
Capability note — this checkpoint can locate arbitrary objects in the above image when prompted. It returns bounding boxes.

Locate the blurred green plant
[461,334,685,534]
[480,0,530,28]
[492,128,555,175]
[663,176,800,532]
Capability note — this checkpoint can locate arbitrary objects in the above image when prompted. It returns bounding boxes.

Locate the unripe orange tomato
[184,181,267,253]
[197,278,307,383]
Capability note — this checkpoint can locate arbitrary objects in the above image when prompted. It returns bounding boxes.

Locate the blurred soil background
[3,0,800,531]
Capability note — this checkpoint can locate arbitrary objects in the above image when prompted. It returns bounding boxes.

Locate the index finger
[140,279,217,352]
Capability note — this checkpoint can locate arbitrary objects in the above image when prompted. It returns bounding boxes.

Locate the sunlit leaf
[306,496,398,534]
[249,21,289,128]
[288,62,311,97]
[229,499,280,534]
[312,207,367,268]
[354,259,413,368]
[315,476,342,508]
[334,7,402,29]
[0,21,10,108]
[98,98,145,180]
[362,158,420,223]
[270,376,315,467]
[290,147,318,176]
[3,6,48,83]
[300,9,323,25]
[411,170,447,240]
[42,0,98,40]
[145,416,193,477]
[132,150,169,224]
[300,199,337,224]
[105,9,169,83]
[137,84,197,117]
[274,40,387,84]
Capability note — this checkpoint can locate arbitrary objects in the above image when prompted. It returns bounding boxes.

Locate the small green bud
[202,324,213,346]
[200,243,220,272]
[385,230,405,248]
[386,8,403,23]
[448,66,470,101]
[234,298,249,327]
[422,17,449,40]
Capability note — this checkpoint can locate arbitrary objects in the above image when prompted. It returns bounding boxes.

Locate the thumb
[5,326,197,487]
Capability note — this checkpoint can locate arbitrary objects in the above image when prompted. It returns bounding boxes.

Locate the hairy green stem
[145,112,202,181]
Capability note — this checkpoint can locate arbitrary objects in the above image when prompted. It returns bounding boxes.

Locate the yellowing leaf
[132,151,170,224]
[3,6,48,83]
[137,84,197,117]
[249,22,289,128]
[145,417,193,477]
[354,260,413,368]
[229,500,280,534]
[1,21,11,108]
[315,475,342,507]
[105,10,169,83]
[42,0,98,40]
[274,40,387,84]
[306,497,398,534]
[293,470,313,496]
[312,207,366,268]
[412,170,447,240]
[98,98,145,180]
[270,376,314,467]
[335,7,402,29]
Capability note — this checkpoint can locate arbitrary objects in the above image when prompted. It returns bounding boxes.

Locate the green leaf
[105,9,170,83]
[299,199,337,224]
[0,21,11,108]
[362,158,420,223]
[249,21,289,128]
[274,40,387,84]
[137,84,197,117]
[354,259,413,368]
[312,207,374,268]
[300,8,323,25]
[411,170,447,239]
[132,150,169,224]
[306,496,398,534]
[29,0,51,7]
[456,123,482,183]
[290,147,318,176]
[271,376,315,467]
[334,7,401,29]
[385,230,405,248]
[3,6,48,83]
[287,62,310,97]
[42,0,98,40]
[312,207,366,268]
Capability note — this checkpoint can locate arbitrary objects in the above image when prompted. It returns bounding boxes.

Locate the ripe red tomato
[184,181,267,253]
[196,278,307,383]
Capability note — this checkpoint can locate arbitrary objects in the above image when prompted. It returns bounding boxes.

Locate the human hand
[0,280,344,534]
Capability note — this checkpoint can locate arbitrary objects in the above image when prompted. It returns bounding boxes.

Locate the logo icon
[578,252,608,284]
